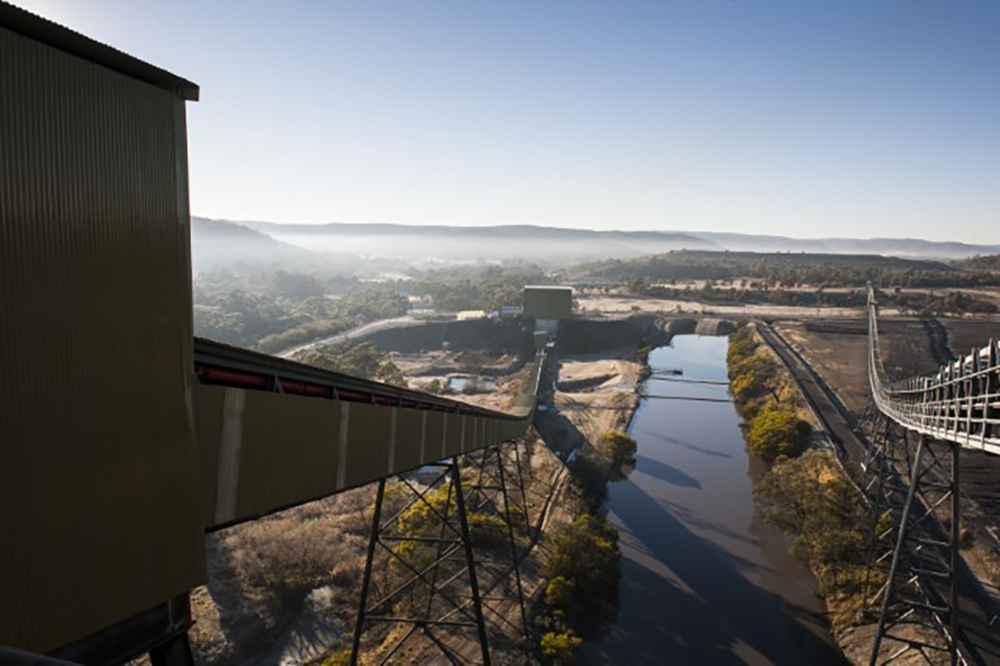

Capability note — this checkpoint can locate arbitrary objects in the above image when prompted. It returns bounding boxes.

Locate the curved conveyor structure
[868,286,1000,456]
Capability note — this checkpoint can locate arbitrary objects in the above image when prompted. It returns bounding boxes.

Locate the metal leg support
[865,429,963,665]
[350,457,493,665]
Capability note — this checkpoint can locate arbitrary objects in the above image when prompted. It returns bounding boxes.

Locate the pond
[448,376,497,392]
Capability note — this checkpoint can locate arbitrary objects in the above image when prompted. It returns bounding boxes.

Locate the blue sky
[12,0,1000,243]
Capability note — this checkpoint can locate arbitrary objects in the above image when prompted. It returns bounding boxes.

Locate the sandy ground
[581,283,1000,307]
[391,349,530,414]
[534,347,642,459]
[578,293,868,319]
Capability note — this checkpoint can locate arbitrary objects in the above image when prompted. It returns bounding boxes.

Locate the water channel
[581,335,846,665]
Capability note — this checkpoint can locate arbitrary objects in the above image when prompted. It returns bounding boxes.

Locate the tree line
[576,249,1000,290]
[728,325,877,635]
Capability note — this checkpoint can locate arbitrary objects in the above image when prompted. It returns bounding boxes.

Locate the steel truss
[350,443,532,665]
[860,403,963,665]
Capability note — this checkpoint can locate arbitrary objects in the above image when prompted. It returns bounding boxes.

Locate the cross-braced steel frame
[349,443,532,665]
[860,403,963,665]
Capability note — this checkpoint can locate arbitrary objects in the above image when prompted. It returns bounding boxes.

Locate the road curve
[276,316,417,359]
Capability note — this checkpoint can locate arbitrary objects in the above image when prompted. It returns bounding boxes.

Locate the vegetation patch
[570,430,638,507]
[576,249,1000,290]
[538,514,621,664]
[746,402,811,463]
[194,270,409,350]
[294,341,408,387]
[530,429,635,662]
[754,450,878,633]
[728,325,812,461]
[728,324,879,636]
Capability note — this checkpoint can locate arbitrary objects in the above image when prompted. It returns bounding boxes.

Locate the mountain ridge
[221,219,1000,260]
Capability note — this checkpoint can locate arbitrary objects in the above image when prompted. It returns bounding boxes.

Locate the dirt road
[276,316,417,358]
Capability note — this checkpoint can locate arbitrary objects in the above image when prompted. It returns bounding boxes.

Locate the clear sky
[11,0,1000,243]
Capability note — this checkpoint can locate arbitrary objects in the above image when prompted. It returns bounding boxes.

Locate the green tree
[600,431,637,475]
[545,575,576,614]
[625,275,648,295]
[730,354,780,406]
[295,341,408,387]
[540,631,583,664]
[746,403,811,463]
[546,514,620,602]
[754,450,875,615]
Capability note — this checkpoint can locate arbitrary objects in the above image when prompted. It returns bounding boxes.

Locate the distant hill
[230,220,999,263]
[236,220,721,264]
[190,217,322,273]
[690,231,1000,260]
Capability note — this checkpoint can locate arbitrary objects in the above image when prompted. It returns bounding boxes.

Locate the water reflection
[580,335,845,665]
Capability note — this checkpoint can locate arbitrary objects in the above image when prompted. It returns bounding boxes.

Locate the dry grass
[191,486,380,664]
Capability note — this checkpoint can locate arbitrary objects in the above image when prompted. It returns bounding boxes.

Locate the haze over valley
[193,216,1000,276]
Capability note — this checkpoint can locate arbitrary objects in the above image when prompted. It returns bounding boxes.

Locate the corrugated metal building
[0,4,537,661]
[523,285,574,320]
[0,2,204,658]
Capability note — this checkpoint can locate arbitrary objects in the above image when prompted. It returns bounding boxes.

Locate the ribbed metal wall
[0,26,205,653]
[194,387,533,529]
[524,286,573,319]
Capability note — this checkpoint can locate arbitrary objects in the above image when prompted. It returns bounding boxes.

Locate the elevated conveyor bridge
[863,285,1000,665]
[868,287,1000,457]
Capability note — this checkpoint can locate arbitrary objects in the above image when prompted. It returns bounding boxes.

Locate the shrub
[257,318,351,354]
[322,649,353,666]
[545,575,576,614]
[754,450,875,631]
[570,448,609,507]
[295,341,407,387]
[746,403,811,463]
[600,431,637,472]
[727,325,760,370]
[730,354,780,409]
[546,514,620,602]
[540,631,583,664]
[468,512,507,548]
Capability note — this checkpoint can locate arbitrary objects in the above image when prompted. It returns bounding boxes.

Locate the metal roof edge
[0,1,199,101]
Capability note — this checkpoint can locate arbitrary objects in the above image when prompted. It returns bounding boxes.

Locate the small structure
[523,285,573,320]
[457,309,487,321]
[499,304,524,318]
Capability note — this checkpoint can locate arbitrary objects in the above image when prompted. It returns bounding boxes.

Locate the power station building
[523,285,573,320]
